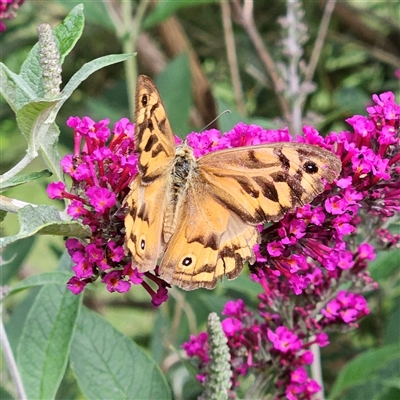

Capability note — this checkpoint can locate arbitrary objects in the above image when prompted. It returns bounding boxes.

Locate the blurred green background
[1,1,399,399]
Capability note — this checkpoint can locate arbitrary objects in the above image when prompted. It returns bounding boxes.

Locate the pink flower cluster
[183,92,400,397]
[0,0,25,31]
[48,91,399,396]
[47,117,169,306]
[183,299,326,399]
[321,290,369,325]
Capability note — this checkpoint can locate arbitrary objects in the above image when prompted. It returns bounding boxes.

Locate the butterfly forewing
[198,143,342,224]
[134,75,176,182]
[125,75,178,272]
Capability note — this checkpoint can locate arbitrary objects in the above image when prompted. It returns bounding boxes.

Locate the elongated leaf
[369,249,400,281]
[0,205,91,249]
[58,1,113,30]
[38,120,63,180]
[60,53,135,103]
[9,271,73,295]
[70,308,171,400]
[0,170,52,192]
[17,281,81,399]
[0,63,36,112]
[15,99,62,179]
[54,4,85,63]
[16,99,59,146]
[328,344,400,400]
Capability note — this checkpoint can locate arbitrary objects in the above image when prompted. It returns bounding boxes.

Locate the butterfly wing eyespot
[182,256,193,266]
[141,93,148,107]
[303,160,319,174]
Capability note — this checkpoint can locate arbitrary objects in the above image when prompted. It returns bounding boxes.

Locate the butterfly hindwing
[159,181,259,290]
[124,175,171,272]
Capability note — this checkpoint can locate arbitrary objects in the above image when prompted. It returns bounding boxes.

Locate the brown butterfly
[124,75,342,290]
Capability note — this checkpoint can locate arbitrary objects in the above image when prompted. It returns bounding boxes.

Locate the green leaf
[57,0,113,30]
[382,378,400,390]
[0,169,52,191]
[15,99,58,144]
[369,249,400,281]
[156,53,191,137]
[14,98,63,177]
[1,236,35,284]
[70,308,171,400]
[17,282,81,400]
[216,97,278,133]
[144,0,216,28]
[0,63,36,112]
[38,122,63,180]
[9,271,73,295]
[0,205,91,249]
[61,53,135,102]
[6,287,42,352]
[54,3,85,63]
[0,386,14,400]
[385,297,400,345]
[328,344,400,400]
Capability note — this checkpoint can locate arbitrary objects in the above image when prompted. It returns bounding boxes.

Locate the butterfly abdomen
[163,143,198,242]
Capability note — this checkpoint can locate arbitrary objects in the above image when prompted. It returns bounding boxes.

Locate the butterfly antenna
[201,110,231,132]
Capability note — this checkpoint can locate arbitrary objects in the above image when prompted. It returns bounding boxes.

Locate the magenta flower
[150,286,169,307]
[222,299,246,317]
[66,277,87,295]
[47,182,66,199]
[123,264,144,284]
[85,187,116,213]
[267,326,302,353]
[67,200,86,218]
[221,318,242,336]
[0,0,25,31]
[102,270,130,293]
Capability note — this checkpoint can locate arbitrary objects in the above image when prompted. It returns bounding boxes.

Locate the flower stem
[310,343,325,400]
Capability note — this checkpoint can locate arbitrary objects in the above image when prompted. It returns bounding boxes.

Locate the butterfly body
[124,75,342,290]
[164,143,197,241]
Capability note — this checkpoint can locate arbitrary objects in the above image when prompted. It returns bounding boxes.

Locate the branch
[221,0,247,116]
[230,0,291,124]
[305,0,336,85]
